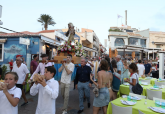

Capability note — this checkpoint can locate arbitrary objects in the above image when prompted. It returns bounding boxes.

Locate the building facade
[148,31,165,59]
[108,26,149,59]
[80,28,100,57]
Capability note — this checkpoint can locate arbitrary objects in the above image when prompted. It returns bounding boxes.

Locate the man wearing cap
[12,56,29,106]
[13,55,23,67]
[30,54,52,80]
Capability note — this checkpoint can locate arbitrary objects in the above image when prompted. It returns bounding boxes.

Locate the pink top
[30,62,52,79]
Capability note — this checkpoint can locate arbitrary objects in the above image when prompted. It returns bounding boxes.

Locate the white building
[108,26,150,59]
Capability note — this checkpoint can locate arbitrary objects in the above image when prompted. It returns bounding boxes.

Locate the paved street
[18,82,104,114]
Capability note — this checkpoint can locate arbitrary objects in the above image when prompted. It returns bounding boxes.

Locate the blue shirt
[144,63,151,74]
[75,65,92,84]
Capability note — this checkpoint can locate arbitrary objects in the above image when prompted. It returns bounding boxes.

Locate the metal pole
[153,49,154,60]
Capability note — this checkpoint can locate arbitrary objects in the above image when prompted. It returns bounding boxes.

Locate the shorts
[16,84,23,90]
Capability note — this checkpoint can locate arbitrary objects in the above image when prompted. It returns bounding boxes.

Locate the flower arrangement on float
[57,41,86,57]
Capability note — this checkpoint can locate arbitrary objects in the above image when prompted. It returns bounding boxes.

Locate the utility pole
[125,10,127,25]
[0,5,3,25]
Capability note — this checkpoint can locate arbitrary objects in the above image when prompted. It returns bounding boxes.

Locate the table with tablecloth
[118,84,165,99]
[107,97,161,114]
[139,78,157,86]
[54,63,81,81]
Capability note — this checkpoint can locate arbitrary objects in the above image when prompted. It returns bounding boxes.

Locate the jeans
[78,81,90,110]
[61,82,70,111]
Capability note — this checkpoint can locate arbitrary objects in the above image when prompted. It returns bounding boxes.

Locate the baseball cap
[16,55,23,58]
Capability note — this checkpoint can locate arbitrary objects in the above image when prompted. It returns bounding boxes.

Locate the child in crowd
[0,72,22,114]
[30,66,59,114]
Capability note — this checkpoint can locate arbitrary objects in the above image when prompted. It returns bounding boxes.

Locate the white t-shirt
[30,78,59,114]
[12,63,29,84]
[0,86,22,114]
[138,64,145,77]
[86,61,92,67]
[129,73,138,92]
[60,62,75,84]
[152,67,156,71]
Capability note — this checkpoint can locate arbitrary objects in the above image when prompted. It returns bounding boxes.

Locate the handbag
[93,84,99,97]
[132,74,143,95]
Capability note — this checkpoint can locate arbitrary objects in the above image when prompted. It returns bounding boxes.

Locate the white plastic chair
[129,93,146,99]
[138,110,145,114]
[141,79,150,84]
[162,85,165,88]
[153,97,165,102]
[111,102,132,114]
[155,81,165,86]
[146,89,162,100]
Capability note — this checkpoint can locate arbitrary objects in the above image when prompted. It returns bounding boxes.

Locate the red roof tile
[0,30,56,37]
[38,30,56,33]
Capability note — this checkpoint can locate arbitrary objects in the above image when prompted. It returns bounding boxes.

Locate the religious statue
[65,23,75,42]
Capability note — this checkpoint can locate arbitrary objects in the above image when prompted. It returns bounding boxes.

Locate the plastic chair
[153,97,165,102]
[129,93,146,99]
[138,110,145,114]
[141,79,150,84]
[155,81,165,86]
[111,102,132,114]
[146,89,162,100]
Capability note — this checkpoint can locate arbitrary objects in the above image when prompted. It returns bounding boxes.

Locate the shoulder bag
[93,84,99,97]
[132,74,143,95]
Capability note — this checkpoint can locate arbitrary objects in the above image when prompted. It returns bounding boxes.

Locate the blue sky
[0,0,165,49]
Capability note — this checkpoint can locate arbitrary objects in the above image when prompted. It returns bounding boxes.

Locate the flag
[117,14,122,18]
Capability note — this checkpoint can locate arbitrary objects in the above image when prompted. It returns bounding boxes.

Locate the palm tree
[37,14,56,30]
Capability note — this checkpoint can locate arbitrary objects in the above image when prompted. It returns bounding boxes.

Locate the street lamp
[152,41,154,45]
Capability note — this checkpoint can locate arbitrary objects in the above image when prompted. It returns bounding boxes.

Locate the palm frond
[37,14,56,30]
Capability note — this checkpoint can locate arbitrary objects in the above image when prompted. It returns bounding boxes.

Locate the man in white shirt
[12,56,29,106]
[85,56,94,67]
[58,54,75,114]
[30,54,52,80]
[137,60,145,77]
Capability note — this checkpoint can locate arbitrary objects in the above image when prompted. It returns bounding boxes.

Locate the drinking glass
[161,102,165,109]
[155,100,160,107]
[132,97,137,102]
[139,81,142,84]
[127,96,131,101]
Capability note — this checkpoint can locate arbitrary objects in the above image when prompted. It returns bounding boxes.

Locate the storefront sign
[19,37,30,45]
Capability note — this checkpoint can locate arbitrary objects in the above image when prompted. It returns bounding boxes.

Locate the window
[140,39,146,47]
[128,38,140,45]
[0,43,4,61]
[156,45,161,48]
[115,38,125,46]
[56,37,60,42]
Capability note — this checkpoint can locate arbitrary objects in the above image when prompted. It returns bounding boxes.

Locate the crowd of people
[0,53,160,114]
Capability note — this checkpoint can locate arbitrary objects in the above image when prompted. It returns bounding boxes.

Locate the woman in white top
[125,63,139,93]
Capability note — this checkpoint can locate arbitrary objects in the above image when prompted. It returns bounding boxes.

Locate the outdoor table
[118,84,165,99]
[139,78,157,86]
[107,97,161,114]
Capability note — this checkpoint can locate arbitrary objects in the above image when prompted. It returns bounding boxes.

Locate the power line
[0,26,35,37]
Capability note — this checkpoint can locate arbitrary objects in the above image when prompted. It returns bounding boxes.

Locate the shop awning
[83,46,97,52]
[41,35,58,46]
